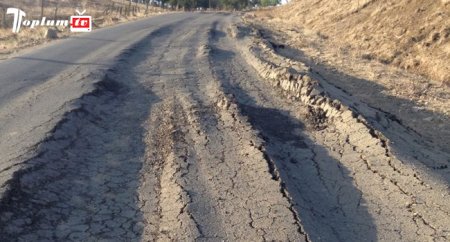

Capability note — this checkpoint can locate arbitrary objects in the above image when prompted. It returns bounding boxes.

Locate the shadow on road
[13,56,109,66]
[210,42,378,241]
[0,27,167,241]
[264,32,450,185]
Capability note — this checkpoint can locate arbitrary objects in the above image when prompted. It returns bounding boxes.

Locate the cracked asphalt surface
[0,12,449,241]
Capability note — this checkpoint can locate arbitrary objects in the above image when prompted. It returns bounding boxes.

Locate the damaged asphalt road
[0,12,449,241]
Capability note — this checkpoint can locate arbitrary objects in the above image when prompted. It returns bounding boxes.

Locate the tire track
[137,13,306,241]
[208,20,376,242]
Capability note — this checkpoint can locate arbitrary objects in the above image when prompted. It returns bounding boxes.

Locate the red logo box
[70,16,92,32]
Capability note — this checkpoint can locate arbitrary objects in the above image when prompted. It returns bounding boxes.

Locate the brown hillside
[255,0,450,85]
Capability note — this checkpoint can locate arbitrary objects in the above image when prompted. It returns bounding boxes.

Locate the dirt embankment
[251,0,450,86]
[246,1,450,153]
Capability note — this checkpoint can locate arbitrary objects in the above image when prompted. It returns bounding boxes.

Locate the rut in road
[214,21,450,241]
[208,20,376,242]
[0,14,306,241]
[137,15,305,241]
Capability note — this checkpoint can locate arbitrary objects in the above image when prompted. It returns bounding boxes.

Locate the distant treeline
[135,0,280,10]
[166,0,279,10]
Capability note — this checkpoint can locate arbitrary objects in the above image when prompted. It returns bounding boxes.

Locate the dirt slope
[247,0,450,155]
[254,0,450,85]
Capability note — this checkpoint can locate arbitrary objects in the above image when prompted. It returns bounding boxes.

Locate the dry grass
[0,27,56,51]
[252,0,450,86]
[245,0,450,142]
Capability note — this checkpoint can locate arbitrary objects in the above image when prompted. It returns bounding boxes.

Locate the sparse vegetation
[245,0,450,150]
[251,0,450,86]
